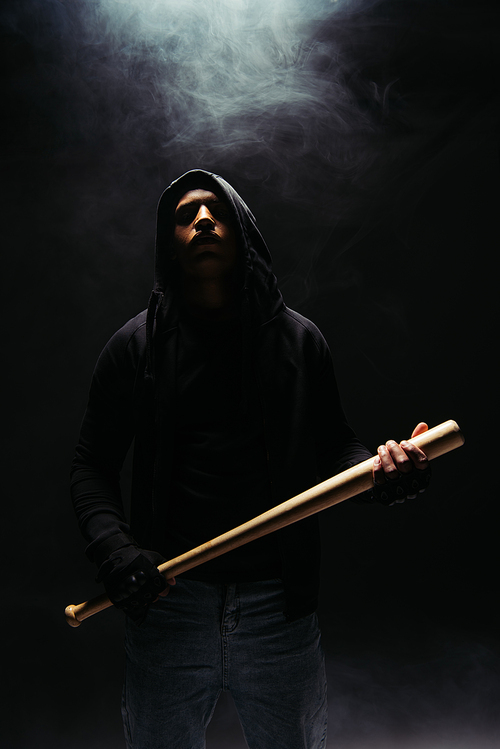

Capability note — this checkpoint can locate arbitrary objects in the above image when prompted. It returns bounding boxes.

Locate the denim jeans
[122,578,328,748]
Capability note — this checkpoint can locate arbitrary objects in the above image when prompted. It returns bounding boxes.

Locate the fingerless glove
[370,464,432,506]
[93,533,167,622]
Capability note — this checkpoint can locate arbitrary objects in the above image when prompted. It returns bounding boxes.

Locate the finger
[158,577,176,597]
[376,444,400,481]
[400,440,429,470]
[373,455,382,483]
[372,454,387,484]
[384,440,414,474]
[411,422,429,438]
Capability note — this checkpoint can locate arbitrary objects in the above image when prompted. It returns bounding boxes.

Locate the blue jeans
[122,578,328,748]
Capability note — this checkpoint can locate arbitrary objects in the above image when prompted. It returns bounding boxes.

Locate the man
[71,170,430,748]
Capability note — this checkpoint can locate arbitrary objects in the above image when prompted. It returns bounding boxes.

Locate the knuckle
[385,467,400,480]
[395,456,411,473]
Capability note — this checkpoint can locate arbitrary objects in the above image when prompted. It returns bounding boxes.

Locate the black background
[2,1,498,747]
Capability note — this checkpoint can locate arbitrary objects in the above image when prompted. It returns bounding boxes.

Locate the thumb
[410,422,429,439]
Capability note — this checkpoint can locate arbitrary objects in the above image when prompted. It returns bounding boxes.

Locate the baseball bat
[65,419,464,627]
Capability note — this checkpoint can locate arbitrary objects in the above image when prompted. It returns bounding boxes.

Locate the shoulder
[104,310,147,349]
[108,309,148,347]
[274,306,330,355]
[257,306,332,374]
[95,310,148,373]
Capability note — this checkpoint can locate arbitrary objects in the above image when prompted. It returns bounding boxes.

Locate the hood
[152,169,284,328]
[144,170,284,383]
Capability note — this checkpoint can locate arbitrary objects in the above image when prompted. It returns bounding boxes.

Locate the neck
[181,275,239,321]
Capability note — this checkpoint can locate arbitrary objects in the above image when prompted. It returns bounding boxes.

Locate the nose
[194,205,215,228]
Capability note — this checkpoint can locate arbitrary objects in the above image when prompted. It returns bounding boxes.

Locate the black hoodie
[71,169,371,620]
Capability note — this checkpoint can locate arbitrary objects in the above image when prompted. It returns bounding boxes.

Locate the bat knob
[65,605,82,628]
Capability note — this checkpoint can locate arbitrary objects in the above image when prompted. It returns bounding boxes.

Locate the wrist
[87,530,137,567]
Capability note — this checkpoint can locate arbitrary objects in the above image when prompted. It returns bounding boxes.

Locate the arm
[312,338,430,503]
[71,324,173,620]
[313,340,372,478]
[71,326,138,548]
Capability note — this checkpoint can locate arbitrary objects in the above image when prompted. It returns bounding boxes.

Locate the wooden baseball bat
[65,419,464,627]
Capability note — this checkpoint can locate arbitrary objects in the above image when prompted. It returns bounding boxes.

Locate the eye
[175,207,196,225]
[212,204,230,220]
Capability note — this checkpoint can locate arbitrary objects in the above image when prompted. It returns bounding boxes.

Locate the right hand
[97,546,175,622]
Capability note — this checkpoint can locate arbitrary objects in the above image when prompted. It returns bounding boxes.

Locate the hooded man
[71,170,430,748]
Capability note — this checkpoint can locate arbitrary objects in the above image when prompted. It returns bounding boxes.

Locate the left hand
[372,422,430,505]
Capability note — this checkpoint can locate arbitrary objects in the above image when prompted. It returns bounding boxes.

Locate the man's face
[172,189,238,280]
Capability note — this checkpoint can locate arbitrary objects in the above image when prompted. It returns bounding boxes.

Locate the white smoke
[43,0,394,221]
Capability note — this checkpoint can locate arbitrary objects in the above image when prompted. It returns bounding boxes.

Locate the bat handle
[65,593,112,627]
[65,605,82,628]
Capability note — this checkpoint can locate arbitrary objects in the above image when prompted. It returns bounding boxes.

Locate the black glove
[370,464,432,506]
[93,534,168,622]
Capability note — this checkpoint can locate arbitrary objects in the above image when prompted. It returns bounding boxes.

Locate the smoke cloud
[5,0,495,225]
[3,0,495,318]
[3,0,495,316]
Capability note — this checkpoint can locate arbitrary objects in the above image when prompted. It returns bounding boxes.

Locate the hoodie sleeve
[70,322,145,560]
[312,332,373,480]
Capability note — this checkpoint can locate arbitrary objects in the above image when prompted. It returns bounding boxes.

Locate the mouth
[192,232,220,245]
